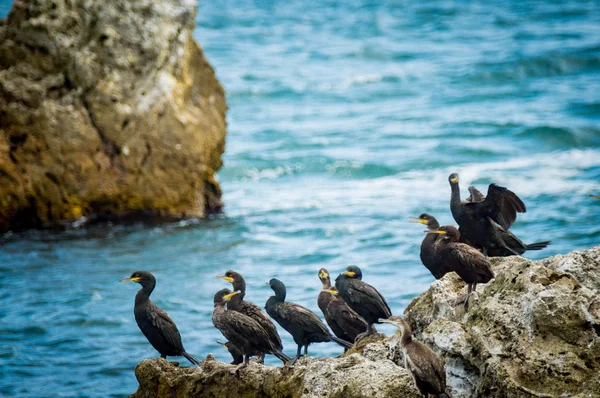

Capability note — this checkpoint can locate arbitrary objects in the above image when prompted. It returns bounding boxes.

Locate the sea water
[1,1,599,396]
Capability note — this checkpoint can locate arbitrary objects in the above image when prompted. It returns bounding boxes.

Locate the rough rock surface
[0,0,227,232]
[406,245,600,398]
[130,246,600,398]
[131,334,421,398]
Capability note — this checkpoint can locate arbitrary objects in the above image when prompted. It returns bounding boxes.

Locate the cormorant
[448,173,527,255]
[428,226,494,309]
[215,270,284,362]
[335,265,392,340]
[590,194,600,200]
[265,278,352,363]
[379,316,450,398]
[212,288,291,372]
[318,268,369,345]
[120,271,200,365]
[461,186,551,256]
[216,340,243,365]
[410,214,450,279]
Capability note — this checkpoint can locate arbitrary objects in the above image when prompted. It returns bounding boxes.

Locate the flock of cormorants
[120,173,551,398]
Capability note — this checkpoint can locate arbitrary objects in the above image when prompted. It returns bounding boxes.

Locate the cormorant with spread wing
[448,173,526,255]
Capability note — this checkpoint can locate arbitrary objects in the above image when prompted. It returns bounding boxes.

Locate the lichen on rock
[0,0,227,232]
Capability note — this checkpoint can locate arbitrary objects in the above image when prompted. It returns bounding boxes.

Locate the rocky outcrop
[130,246,600,398]
[131,334,421,398]
[406,245,600,397]
[0,0,227,232]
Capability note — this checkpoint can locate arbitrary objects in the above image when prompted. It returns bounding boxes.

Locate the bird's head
[119,270,155,287]
[449,173,459,185]
[426,225,460,241]
[213,288,241,306]
[409,213,440,230]
[342,265,362,280]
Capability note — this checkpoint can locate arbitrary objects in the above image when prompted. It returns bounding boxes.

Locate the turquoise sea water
[1,1,600,396]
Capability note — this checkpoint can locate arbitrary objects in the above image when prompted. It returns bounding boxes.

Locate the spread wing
[478,183,526,230]
[466,186,485,203]
[149,303,183,350]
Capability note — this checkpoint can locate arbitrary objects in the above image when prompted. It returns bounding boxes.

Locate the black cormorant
[216,340,243,365]
[461,186,551,256]
[212,288,290,372]
[410,214,450,279]
[215,270,284,362]
[428,226,494,309]
[265,278,352,362]
[379,316,450,398]
[120,271,200,365]
[335,265,392,340]
[318,268,369,345]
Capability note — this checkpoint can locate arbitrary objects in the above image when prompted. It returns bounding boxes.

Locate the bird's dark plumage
[411,214,449,279]
[449,173,528,256]
[216,270,284,362]
[266,278,352,362]
[212,288,290,372]
[380,316,450,398]
[317,268,368,345]
[335,265,391,340]
[429,226,494,309]
[120,271,200,366]
[217,340,243,365]
[457,184,551,256]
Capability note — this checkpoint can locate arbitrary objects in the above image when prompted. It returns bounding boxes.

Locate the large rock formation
[0,0,226,232]
[406,246,600,397]
[130,246,600,398]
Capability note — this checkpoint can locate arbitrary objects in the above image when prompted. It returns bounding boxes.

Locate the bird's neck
[450,183,461,206]
[273,289,285,302]
[135,284,154,305]
[320,279,331,289]
[232,280,246,297]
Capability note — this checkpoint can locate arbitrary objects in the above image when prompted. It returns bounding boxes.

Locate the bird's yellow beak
[119,277,141,283]
[378,318,394,324]
[450,177,459,183]
[426,230,447,235]
[223,290,241,301]
[343,271,356,277]
[409,217,427,224]
[319,271,329,278]
[323,289,338,296]
[215,275,234,283]
[216,340,228,350]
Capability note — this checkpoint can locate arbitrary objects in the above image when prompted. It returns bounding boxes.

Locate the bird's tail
[331,335,353,349]
[272,349,292,365]
[182,351,201,366]
[526,240,551,251]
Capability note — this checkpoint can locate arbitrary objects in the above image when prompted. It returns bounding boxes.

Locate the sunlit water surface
[1,0,600,396]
